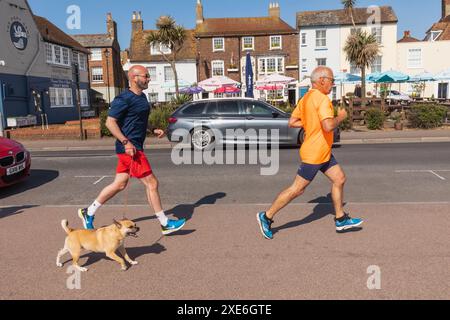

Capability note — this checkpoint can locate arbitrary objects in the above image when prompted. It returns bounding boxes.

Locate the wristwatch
[122,139,129,146]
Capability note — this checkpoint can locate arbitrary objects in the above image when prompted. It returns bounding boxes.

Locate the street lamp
[104,48,111,104]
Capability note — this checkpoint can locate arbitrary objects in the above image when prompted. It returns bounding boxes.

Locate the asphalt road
[1,143,449,300]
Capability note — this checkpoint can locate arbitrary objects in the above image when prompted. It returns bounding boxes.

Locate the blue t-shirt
[108,89,150,154]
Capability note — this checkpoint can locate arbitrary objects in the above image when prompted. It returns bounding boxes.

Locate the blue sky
[28,0,441,50]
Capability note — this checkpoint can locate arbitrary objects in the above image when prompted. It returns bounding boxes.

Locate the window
[91,67,103,82]
[165,92,175,102]
[54,45,61,64]
[90,48,102,61]
[407,49,422,68]
[45,43,53,63]
[301,59,307,72]
[49,87,74,107]
[258,57,284,75]
[72,52,87,71]
[372,27,382,44]
[430,31,442,42]
[45,43,71,67]
[316,58,327,66]
[217,101,239,114]
[80,89,89,106]
[182,102,207,115]
[148,67,157,82]
[212,60,225,76]
[270,36,282,50]
[213,38,225,51]
[301,33,307,46]
[164,66,174,81]
[150,43,171,55]
[243,37,254,50]
[148,93,159,103]
[316,30,326,47]
[62,47,70,65]
[371,56,382,73]
[267,90,284,100]
[243,102,273,116]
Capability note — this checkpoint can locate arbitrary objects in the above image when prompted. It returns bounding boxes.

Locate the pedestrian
[257,66,363,240]
[78,65,186,235]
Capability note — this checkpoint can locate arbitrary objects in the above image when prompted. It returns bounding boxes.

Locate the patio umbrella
[409,71,435,82]
[245,52,254,98]
[256,73,295,86]
[179,86,204,94]
[213,86,241,94]
[435,68,450,80]
[255,85,283,90]
[334,72,362,104]
[198,76,240,92]
[369,70,410,83]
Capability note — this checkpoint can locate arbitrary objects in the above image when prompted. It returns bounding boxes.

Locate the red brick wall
[89,46,126,89]
[197,33,299,82]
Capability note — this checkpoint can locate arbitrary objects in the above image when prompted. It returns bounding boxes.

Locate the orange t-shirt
[292,89,335,164]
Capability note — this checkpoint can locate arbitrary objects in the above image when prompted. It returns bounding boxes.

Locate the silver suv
[167,98,339,150]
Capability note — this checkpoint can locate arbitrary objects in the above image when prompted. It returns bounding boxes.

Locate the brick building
[72,13,127,106]
[194,0,299,103]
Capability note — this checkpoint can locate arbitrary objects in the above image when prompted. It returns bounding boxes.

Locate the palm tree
[342,0,357,28]
[344,31,380,107]
[147,16,187,97]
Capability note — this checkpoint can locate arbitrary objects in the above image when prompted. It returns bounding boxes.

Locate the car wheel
[191,127,215,151]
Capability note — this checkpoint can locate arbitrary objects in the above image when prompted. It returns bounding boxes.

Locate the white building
[124,12,197,103]
[397,1,450,99]
[296,6,398,100]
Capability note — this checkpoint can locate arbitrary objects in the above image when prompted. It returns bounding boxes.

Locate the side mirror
[272,112,280,118]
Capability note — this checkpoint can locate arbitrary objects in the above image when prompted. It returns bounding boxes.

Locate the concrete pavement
[18,126,450,152]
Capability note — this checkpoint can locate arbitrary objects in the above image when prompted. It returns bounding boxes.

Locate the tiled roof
[297,6,398,28]
[71,34,114,48]
[32,16,88,53]
[425,16,450,41]
[129,29,197,62]
[195,17,297,37]
[398,31,420,43]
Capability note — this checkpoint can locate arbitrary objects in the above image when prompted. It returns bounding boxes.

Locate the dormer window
[430,30,442,42]
[151,43,172,55]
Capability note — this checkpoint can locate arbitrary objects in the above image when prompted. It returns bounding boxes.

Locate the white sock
[156,211,168,227]
[87,200,102,216]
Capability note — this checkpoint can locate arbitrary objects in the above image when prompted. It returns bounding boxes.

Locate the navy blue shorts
[297,155,338,181]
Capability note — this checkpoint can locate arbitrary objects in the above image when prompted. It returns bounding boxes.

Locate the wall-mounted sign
[8,18,29,51]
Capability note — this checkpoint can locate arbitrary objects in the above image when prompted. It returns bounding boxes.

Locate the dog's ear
[113,219,122,228]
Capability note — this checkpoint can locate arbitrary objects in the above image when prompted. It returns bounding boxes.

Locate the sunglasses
[322,77,336,84]
[136,74,151,79]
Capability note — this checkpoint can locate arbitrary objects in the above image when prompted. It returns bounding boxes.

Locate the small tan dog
[56,219,140,272]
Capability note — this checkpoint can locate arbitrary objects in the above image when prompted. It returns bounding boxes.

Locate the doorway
[438,82,448,99]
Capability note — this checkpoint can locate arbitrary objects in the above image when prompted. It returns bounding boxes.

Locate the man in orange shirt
[257,66,363,240]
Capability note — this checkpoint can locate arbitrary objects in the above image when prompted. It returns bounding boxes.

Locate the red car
[0,137,31,188]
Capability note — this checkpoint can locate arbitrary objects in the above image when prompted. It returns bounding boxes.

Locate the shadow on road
[0,205,39,220]
[79,242,167,267]
[133,192,227,223]
[273,194,335,234]
[0,169,59,200]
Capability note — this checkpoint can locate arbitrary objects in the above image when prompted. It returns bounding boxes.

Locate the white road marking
[395,170,449,181]
[75,175,115,185]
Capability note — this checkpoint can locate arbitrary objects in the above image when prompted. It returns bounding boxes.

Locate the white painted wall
[123,60,197,102]
[397,40,450,98]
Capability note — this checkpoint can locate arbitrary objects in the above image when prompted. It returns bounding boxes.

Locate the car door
[242,100,289,144]
[208,100,246,144]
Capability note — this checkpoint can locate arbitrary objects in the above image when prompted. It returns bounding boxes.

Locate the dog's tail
[61,220,73,234]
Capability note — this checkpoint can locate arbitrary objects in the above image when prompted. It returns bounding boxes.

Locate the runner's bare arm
[106,117,136,155]
[322,108,347,133]
[289,116,303,128]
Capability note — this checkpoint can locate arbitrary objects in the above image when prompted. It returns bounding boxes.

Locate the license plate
[6,162,26,176]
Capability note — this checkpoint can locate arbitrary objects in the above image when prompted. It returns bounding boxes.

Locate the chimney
[106,13,117,39]
[403,30,411,38]
[196,0,204,25]
[269,2,280,18]
[443,0,450,19]
[131,11,143,33]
